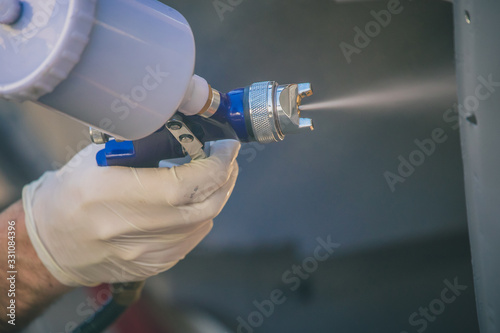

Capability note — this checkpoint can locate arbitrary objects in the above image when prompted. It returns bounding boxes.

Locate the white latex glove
[23,140,240,287]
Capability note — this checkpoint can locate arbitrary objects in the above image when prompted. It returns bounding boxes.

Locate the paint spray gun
[0,0,313,169]
[91,77,313,167]
[0,0,314,331]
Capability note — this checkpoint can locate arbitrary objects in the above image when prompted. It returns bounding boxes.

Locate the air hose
[71,281,145,333]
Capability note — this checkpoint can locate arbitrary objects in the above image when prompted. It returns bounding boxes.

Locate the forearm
[0,200,72,332]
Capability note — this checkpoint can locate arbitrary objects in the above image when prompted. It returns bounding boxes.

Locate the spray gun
[0,0,313,331]
[0,0,313,167]
[92,79,314,167]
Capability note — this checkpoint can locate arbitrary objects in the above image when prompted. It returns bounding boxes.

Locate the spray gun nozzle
[190,80,314,145]
[298,83,314,99]
[246,81,314,143]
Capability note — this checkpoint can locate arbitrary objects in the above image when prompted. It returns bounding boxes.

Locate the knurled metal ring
[248,81,283,143]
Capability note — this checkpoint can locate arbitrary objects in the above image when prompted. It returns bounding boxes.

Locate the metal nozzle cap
[247,81,314,144]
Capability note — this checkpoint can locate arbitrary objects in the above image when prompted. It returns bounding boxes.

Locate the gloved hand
[22,140,240,287]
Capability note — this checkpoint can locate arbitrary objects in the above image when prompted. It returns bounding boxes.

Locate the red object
[88,284,170,333]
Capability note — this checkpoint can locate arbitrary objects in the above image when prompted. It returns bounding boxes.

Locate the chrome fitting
[247,81,313,144]
[198,86,221,118]
[90,128,111,144]
[166,114,206,160]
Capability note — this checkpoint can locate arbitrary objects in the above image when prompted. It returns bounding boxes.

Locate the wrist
[22,182,81,287]
[0,200,72,331]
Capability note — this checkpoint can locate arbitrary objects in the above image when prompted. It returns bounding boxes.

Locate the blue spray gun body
[94,81,314,167]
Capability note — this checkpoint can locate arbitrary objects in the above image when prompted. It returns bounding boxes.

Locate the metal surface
[247,81,313,144]
[166,115,206,160]
[89,128,110,145]
[199,87,221,118]
[276,83,314,134]
[454,1,500,332]
[297,83,314,99]
[248,81,281,143]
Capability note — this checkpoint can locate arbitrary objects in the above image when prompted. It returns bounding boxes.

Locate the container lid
[0,0,96,101]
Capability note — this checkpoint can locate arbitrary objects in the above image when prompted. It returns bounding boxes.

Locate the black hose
[70,282,144,333]
[70,297,128,333]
